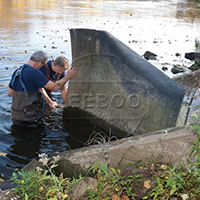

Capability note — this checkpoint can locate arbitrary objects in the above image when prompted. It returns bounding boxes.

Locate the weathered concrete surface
[55,125,196,178]
[64,29,186,138]
[173,69,200,88]
[173,69,200,126]
[176,89,195,126]
[186,89,200,125]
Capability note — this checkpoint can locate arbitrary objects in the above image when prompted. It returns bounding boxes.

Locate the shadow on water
[63,118,107,150]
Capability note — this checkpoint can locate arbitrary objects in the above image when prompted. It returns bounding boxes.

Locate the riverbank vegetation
[10,123,200,200]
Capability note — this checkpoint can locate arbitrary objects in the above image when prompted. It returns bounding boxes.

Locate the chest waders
[11,64,45,126]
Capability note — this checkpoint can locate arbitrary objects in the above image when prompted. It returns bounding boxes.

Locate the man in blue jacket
[7,51,76,127]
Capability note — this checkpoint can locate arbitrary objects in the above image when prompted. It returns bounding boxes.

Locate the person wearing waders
[7,51,76,128]
[39,56,70,108]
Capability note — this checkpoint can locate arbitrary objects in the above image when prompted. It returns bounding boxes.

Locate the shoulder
[23,66,46,79]
[29,68,49,87]
[39,63,47,74]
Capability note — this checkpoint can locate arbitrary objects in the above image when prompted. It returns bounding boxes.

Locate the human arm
[44,67,75,92]
[40,88,58,108]
[60,85,68,103]
[7,87,14,97]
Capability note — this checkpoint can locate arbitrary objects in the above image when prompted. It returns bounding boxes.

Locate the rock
[185,52,200,61]
[175,53,181,57]
[22,159,45,172]
[56,150,90,178]
[171,66,186,74]
[143,51,157,60]
[68,177,98,200]
[162,66,168,71]
[0,189,21,200]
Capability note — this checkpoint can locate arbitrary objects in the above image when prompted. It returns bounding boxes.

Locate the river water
[0,0,199,181]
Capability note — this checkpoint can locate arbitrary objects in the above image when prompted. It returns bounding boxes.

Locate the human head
[54,56,70,72]
[30,51,48,65]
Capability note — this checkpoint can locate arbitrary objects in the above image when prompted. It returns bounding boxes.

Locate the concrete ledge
[55,126,197,177]
[173,69,200,88]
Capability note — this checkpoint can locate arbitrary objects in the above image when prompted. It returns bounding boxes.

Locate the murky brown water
[0,0,200,181]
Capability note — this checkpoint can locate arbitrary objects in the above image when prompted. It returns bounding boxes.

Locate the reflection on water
[0,0,200,181]
[0,0,199,74]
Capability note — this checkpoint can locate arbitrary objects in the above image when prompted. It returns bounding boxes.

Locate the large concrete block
[64,29,186,138]
[55,126,196,178]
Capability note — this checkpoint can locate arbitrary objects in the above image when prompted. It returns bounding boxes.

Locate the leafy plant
[86,161,139,199]
[144,109,200,200]
[190,109,200,164]
[11,153,83,200]
[144,160,200,199]
[11,170,41,199]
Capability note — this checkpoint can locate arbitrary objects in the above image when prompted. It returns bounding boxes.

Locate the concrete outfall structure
[64,29,186,138]
[60,28,200,180]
